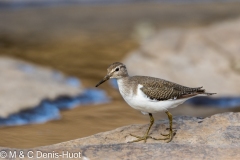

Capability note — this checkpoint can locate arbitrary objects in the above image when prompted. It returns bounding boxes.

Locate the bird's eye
[115,68,119,71]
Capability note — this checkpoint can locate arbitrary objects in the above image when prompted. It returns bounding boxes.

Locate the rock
[123,18,240,96]
[0,57,82,118]
[0,112,239,159]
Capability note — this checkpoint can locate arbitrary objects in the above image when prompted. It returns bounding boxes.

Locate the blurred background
[0,0,240,148]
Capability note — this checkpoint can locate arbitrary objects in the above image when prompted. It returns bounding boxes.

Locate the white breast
[117,80,193,114]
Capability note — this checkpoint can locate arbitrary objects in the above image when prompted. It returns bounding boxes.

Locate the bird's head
[95,62,128,87]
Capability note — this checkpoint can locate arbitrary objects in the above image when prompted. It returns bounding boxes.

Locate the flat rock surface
[0,57,82,118]
[124,18,240,96]
[0,112,239,159]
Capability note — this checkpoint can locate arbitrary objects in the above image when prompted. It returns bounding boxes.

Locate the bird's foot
[151,130,175,143]
[128,133,152,143]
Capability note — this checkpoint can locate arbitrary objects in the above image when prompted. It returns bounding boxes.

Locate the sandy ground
[0,2,240,148]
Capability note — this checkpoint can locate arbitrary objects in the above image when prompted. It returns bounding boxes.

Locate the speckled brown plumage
[97,62,215,101]
[126,76,215,101]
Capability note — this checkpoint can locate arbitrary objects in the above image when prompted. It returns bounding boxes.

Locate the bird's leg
[151,111,174,143]
[128,113,154,143]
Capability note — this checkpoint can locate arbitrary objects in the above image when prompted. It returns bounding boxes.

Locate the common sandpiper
[96,62,215,143]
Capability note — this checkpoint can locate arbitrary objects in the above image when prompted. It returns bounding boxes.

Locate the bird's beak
[95,75,110,87]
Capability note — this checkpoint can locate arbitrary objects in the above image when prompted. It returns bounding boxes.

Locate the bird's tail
[196,87,216,96]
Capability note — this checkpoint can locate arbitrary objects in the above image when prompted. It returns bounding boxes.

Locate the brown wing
[137,76,206,101]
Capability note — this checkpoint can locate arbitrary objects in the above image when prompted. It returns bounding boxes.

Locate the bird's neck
[117,77,129,87]
[116,77,133,97]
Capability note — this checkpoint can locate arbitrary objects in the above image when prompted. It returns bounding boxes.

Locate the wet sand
[1,2,240,148]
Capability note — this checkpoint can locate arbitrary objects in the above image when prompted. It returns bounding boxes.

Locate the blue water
[0,89,109,127]
[186,96,240,108]
[110,79,240,108]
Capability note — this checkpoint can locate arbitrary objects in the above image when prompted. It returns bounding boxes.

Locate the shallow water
[1,2,240,148]
[0,89,109,126]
